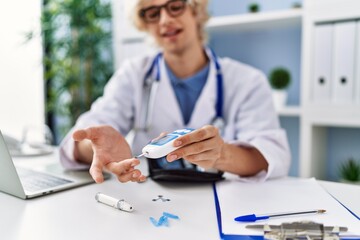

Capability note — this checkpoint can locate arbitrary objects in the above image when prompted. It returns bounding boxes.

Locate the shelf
[306,106,360,127]
[304,106,360,127]
[121,9,303,42]
[207,9,303,33]
[121,9,302,44]
[277,106,302,117]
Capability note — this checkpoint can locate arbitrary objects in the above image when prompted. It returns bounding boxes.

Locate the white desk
[1,155,359,240]
[318,180,360,219]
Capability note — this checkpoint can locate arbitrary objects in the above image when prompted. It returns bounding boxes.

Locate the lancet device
[95,192,133,212]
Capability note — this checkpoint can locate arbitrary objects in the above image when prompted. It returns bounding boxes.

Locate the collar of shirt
[165,62,210,92]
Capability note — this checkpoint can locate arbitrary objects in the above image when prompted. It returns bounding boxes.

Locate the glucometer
[141,128,225,182]
[140,128,194,159]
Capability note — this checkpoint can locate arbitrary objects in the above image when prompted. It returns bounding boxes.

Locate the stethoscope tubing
[140,49,225,132]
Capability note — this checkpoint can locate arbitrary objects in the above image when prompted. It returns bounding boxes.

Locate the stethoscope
[136,48,225,135]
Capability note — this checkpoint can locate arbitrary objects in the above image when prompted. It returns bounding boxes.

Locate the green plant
[248,3,260,13]
[269,67,291,90]
[339,158,360,182]
[27,0,113,143]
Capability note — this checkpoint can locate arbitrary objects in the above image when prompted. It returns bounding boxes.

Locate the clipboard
[212,178,360,240]
[213,183,262,240]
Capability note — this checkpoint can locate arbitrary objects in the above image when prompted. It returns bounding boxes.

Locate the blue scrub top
[165,62,210,125]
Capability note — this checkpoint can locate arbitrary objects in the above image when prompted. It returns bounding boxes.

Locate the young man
[60,0,290,183]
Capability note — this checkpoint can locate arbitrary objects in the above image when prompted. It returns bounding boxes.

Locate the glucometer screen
[150,135,177,146]
[156,157,185,169]
[152,157,196,170]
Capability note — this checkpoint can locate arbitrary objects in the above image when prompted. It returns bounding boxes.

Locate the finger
[131,175,147,182]
[123,166,135,173]
[73,127,102,142]
[117,169,143,183]
[184,151,218,169]
[174,125,217,147]
[89,156,105,183]
[183,149,217,164]
[168,137,217,162]
[137,175,147,182]
[150,131,168,143]
[131,174,146,183]
[106,158,140,175]
[131,172,147,182]
[72,129,87,141]
[116,171,135,183]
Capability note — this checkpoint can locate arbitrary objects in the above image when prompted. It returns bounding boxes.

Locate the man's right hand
[72,125,146,183]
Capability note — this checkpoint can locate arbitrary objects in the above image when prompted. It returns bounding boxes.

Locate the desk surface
[1,155,359,240]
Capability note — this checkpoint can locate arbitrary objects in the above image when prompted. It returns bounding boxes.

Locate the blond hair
[129,0,210,44]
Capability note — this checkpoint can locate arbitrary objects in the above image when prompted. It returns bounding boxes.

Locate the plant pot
[272,90,287,110]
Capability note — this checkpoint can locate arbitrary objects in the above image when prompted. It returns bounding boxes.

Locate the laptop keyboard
[17,168,73,192]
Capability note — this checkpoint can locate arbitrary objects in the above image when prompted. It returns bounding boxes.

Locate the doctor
[60,0,290,183]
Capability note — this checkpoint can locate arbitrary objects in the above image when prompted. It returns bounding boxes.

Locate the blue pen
[234,209,326,222]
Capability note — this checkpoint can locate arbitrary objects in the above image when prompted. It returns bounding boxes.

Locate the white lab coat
[60,49,291,181]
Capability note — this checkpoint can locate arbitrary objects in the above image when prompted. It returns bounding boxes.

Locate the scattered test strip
[150,212,180,227]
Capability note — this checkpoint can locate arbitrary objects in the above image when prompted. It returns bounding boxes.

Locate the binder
[332,21,357,104]
[312,24,333,103]
[356,21,360,104]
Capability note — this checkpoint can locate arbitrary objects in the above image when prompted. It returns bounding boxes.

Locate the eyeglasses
[139,0,188,23]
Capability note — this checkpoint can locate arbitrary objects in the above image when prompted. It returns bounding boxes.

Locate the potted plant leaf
[27,0,113,143]
[339,158,360,184]
[248,3,260,13]
[269,67,291,110]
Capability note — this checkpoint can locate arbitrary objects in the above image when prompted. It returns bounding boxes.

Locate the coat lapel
[151,56,183,128]
[150,50,218,130]
[188,51,217,129]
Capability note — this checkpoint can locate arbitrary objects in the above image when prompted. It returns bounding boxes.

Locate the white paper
[216,178,360,236]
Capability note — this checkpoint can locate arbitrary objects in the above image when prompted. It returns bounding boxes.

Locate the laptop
[0,130,107,199]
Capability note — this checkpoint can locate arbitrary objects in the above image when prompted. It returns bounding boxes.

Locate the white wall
[112,0,155,69]
[0,0,44,139]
